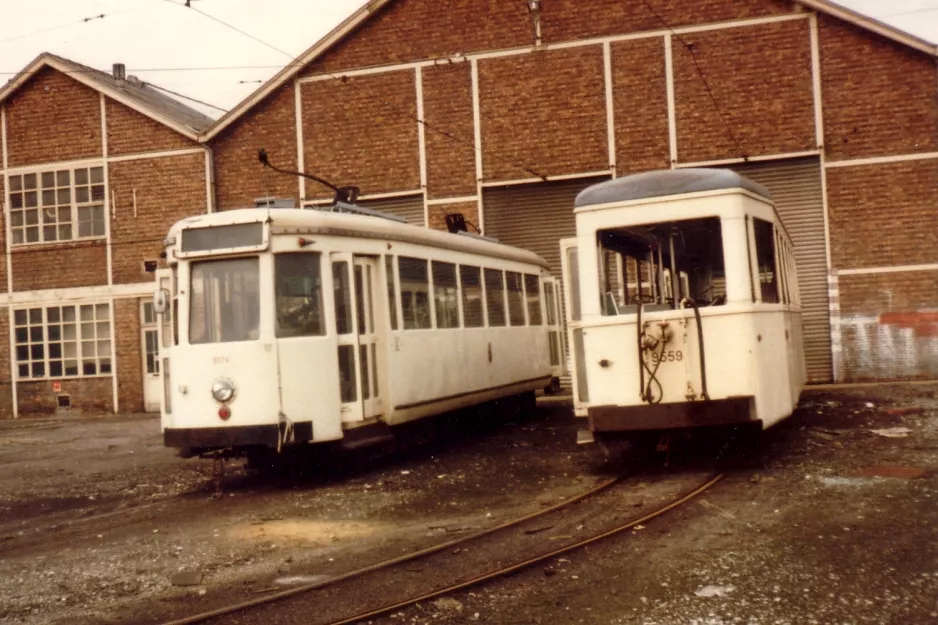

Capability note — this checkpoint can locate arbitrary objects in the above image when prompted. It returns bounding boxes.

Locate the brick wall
[306,0,530,75]
[11,242,108,292]
[17,377,113,415]
[479,47,608,181]
[827,160,938,270]
[6,68,102,167]
[106,99,197,156]
[108,153,207,284]
[673,18,816,163]
[839,271,938,380]
[302,72,420,198]
[423,64,476,199]
[428,201,479,232]
[115,297,144,413]
[543,0,792,41]
[611,37,670,173]
[212,84,298,210]
[819,15,938,161]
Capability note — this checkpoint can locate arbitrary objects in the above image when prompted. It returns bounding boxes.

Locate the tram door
[560,238,587,417]
[332,254,383,424]
[543,277,566,379]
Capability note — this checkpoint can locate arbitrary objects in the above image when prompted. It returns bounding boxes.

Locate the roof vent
[112,63,126,81]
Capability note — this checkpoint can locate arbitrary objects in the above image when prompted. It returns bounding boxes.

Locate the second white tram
[153,204,565,458]
[561,169,806,444]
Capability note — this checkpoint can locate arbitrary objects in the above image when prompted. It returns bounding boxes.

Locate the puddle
[228,520,382,546]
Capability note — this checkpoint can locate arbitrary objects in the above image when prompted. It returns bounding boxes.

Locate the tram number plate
[649,350,683,364]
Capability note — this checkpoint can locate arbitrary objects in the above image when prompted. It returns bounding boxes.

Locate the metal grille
[358,194,425,226]
[726,158,832,383]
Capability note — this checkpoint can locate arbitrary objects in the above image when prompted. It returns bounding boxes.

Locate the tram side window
[190,257,260,344]
[596,217,727,313]
[385,256,398,330]
[506,271,526,326]
[275,253,324,338]
[399,257,432,329]
[484,269,507,326]
[460,265,484,327]
[332,261,353,335]
[753,218,780,304]
[524,274,542,325]
[433,261,459,329]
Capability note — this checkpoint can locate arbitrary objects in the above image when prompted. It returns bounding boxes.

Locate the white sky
[0,0,936,119]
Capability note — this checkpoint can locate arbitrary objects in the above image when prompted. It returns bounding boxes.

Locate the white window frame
[6,163,107,246]
[13,302,113,380]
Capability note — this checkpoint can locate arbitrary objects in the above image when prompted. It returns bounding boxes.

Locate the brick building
[1,0,937,418]
[205,0,938,385]
[0,54,214,417]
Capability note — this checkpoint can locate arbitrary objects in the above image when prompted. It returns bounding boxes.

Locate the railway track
[160,469,724,625]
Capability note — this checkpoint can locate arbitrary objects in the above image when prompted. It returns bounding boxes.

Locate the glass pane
[524,274,543,326]
[385,256,398,331]
[355,265,366,336]
[398,257,430,330]
[63,307,76,322]
[371,343,378,397]
[32,362,45,377]
[47,308,60,323]
[545,282,556,326]
[14,310,26,325]
[181,223,264,253]
[48,325,61,341]
[30,344,43,359]
[12,230,23,245]
[42,190,55,205]
[50,361,63,377]
[49,342,62,358]
[23,173,36,189]
[190,258,261,344]
[484,269,506,327]
[9,176,22,192]
[337,345,356,403]
[359,344,370,400]
[25,209,39,225]
[57,188,70,204]
[10,194,22,209]
[754,218,779,304]
[59,225,72,240]
[14,328,27,343]
[43,226,56,241]
[41,172,55,187]
[96,303,108,319]
[29,327,42,342]
[25,191,37,207]
[506,271,525,326]
[548,331,561,366]
[459,266,484,328]
[75,169,88,185]
[15,346,27,361]
[26,227,39,243]
[275,253,324,338]
[76,187,90,203]
[18,364,28,378]
[80,305,94,322]
[332,261,352,335]
[90,167,104,183]
[57,170,70,186]
[432,261,458,329]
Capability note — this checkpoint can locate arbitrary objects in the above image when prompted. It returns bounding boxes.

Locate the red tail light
[218,405,231,421]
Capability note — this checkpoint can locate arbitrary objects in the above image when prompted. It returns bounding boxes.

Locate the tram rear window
[275,253,324,338]
[189,257,260,344]
[596,217,726,313]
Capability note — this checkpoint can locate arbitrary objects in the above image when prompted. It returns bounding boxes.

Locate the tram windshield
[275,253,325,337]
[189,257,261,343]
[596,217,725,314]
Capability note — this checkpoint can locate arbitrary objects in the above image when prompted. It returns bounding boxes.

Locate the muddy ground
[0,383,936,625]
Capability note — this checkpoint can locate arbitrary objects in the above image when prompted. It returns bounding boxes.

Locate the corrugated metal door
[359,194,426,226]
[726,158,832,383]
[482,177,609,275]
[483,177,609,390]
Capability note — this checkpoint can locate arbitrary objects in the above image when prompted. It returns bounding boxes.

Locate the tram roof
[168,207,550,269]
[574,168,772,209]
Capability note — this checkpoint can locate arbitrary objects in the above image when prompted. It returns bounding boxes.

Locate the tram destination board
[180,222,265,254]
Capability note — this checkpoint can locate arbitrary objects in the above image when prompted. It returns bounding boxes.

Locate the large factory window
[7,166,105,245]
[275,253,324,337]
[14,303,112,379]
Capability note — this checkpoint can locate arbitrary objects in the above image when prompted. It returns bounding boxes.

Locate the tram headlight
[211,378,236,403]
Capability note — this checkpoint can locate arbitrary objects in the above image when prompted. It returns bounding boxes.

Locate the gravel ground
[0,383,936,625]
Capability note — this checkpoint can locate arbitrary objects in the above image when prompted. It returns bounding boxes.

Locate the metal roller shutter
[725,158,832,383]
[359,194,426,227]
[483,177,610,390]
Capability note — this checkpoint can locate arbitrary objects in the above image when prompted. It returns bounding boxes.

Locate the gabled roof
[203,0,937,143]
[0,53,215,140]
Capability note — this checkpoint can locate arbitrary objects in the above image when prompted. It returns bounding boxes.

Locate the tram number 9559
[649,350,683,364]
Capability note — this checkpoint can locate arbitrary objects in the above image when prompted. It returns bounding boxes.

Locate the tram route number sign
[648,350,683,364]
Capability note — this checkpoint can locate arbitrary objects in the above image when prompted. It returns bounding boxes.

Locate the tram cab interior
[563,168,805,438]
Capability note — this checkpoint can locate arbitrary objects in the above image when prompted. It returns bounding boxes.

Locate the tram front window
[596,217,726,314]
[189,257,260,344]
[275,253,324,337]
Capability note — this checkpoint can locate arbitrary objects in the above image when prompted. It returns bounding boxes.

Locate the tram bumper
[587,396,756,432]
[163,421,313,450]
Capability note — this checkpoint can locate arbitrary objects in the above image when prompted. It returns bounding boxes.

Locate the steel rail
[160,472,627,625]
[327,472,724,625]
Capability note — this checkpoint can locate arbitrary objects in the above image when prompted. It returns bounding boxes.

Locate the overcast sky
[1,0,936,119]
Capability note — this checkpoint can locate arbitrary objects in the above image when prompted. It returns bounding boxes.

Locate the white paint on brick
[480,170,623,188]
[471,59,485,233]
[675,150,821,168]
[415,67,429,227]
[294,78,306,202]
[603,41,617,174]
[838,262,938,276]
[107,147,205,164]
[427,196,479,206]
[664,34,677,166]
[825,151,938,168]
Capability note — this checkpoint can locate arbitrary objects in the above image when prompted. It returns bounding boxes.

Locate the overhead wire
[0,1,163,46]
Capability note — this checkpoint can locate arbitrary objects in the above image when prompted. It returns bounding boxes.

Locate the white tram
[152,204,565,458]
[561,169,806,445]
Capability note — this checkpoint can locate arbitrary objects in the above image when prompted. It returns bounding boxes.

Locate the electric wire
[146,82,227,113]
[161,0,296,60]
[0,1,163,46]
